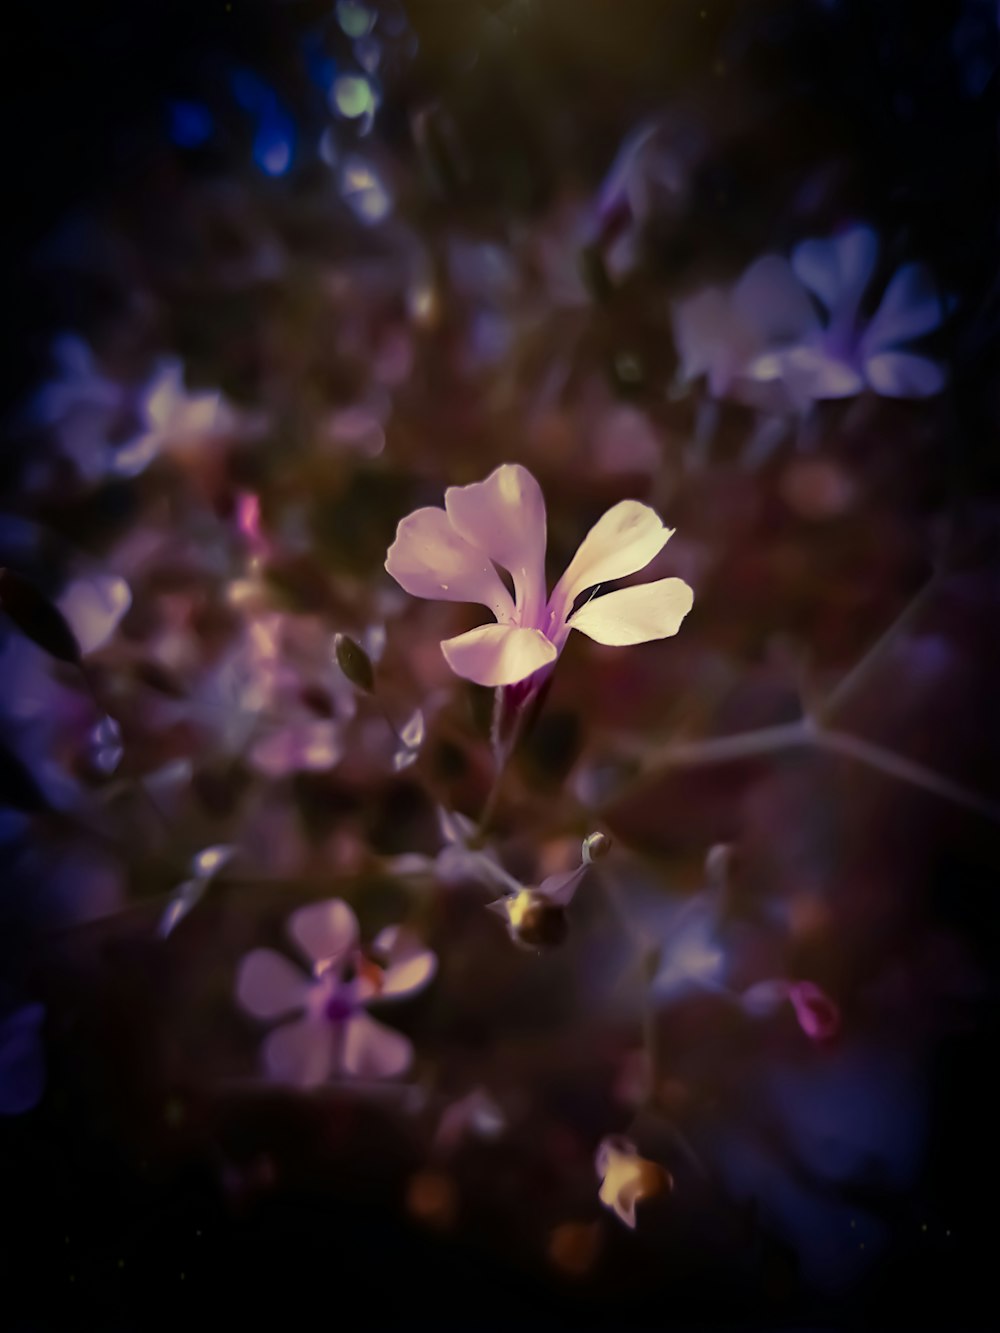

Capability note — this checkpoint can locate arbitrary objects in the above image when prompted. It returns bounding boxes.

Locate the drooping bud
[333,632,375,693]
[582,830,612,864]
[491,889,569,951]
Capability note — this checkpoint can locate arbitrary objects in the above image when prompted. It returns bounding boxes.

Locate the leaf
[0,568,80,664]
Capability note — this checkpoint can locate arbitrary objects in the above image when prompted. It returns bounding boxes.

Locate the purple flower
[385,464,693,688]
[236,899,436,1087]
[672,226,947,405]
[748,225,946,401]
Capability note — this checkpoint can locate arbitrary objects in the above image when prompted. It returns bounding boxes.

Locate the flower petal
[56,574,132,655]
[371,925,438,998]
[262,1016,334,1087]
[385,506,515,622]
[236,949,310,1019]
[732,254,820,344]
[341,1012,412,1079]
[288,899,359,967]
[444,464,547,623]
[792,225,878,321]
[862,263,945,352]
[548,501,673,630]
[748,345,865,401]
[863,350,945,398]
[569,577,693,646]
[440,623,557,687]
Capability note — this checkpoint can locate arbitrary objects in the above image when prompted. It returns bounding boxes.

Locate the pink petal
[236,949,309,1019]
[862,263,945,352]
[288,899,359,967]
[863,350,945,398]
[788,981,841,1042]
[440,623,557,687]
[548,501,673,630]
[371,925,438,998]
[342,1013,412,1079]
[568,577,693,646]
[385,506,515,622]
[263,1016,334,1087]
[444,464,547,623]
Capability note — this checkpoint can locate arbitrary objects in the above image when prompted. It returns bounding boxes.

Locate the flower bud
[333,632,375,693]
[494,889,569,951]
[582,830,612,864]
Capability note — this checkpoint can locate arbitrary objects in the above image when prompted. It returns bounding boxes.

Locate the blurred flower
[385,463,693,688]
[740,977,841,1042]
[236,899,436,1087]
[677,227,947,407]
[595,1135,672,1229]
[115,360,235,477]
[434,1087,506,1152]
[387,806,516,890]
[24,335,123,482]
[747,225,947,401]
[56,573,131,656]
[0,1003,45,1116]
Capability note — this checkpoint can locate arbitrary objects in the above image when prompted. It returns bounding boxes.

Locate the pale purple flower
[236,899,436,1087]
[384,464,694,688]
[114,359,235,477]
[748,225,947,401]
[673,225,947,405]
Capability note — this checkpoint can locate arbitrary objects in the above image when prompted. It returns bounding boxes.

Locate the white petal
[341,1013,412,1079]
[56,574,131,655]
[444,464,547,621]
[548,501,673,629]
[568,577,693,646]
[864,351,945,398]
[792,225,878,320]
[385,506,515,622]
[732,254,820,343]
[262,1016,334,1087]
[288,899,359,967]
[862,263,945,352]
[236,949,309,1019]
[372,925,438,998]
[440,623,557,687]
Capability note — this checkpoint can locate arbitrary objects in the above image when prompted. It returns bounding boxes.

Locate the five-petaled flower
[236,899,436,1087]
[385,464,694,688]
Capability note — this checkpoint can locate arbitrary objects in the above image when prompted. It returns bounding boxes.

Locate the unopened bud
[493,889,569,951]
[582,830,611,864]
[334,633,374,692]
